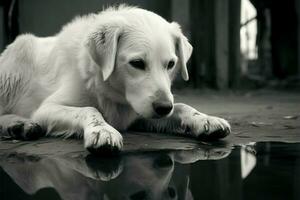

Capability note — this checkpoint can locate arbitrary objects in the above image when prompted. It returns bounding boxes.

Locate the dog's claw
[182,115,231,140]
[7,121,44,141]
[84,124,123,155]
[204,122,210,134]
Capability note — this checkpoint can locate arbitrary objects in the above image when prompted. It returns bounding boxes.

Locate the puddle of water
[0,142,299,200]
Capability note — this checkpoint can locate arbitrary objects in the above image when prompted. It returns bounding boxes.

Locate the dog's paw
[6,120,44,140]
[84,124,123,155]
[182,115,231,140]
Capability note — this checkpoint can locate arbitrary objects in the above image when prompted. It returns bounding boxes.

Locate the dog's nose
[152,101,173,116]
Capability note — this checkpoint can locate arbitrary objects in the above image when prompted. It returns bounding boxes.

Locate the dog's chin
[140,111,173,120]
[135,111,161,119]
[134,108,174,119]
[136,112,156,119]
[151,115,167,119]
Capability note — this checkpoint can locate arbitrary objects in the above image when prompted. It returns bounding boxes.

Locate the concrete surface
[0,89,299,157]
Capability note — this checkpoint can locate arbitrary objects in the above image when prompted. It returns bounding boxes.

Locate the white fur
[0,5,229,151]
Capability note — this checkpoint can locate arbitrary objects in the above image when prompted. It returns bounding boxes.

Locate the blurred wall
[190,0,241,89]
[298,1,300,78]
[0,6,4,50]
[271,1,298,79]
[18,0,172,36]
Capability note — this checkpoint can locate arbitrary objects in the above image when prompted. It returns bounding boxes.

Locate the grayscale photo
[0,0,299,200]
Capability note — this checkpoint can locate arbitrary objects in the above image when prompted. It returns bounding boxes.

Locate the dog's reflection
[0,147,231,200]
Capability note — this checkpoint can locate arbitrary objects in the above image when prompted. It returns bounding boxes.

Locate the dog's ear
[171,22,193,81]
[85,23,122,81]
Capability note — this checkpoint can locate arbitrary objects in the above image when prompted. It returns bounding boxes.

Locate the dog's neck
[95,93,138,131]
[91,78,138,130]
[98,80,130,106]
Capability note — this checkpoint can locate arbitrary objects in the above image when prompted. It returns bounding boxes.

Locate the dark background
[0,0,299,90]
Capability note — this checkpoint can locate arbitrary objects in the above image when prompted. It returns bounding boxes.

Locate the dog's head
[86,6,193,118]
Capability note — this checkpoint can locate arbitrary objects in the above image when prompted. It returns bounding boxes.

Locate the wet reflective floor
[0,142,299,200]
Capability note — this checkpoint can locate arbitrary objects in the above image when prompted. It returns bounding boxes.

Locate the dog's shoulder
[0,34,37,63]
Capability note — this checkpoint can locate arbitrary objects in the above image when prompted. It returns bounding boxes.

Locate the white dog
[0,5,230,153]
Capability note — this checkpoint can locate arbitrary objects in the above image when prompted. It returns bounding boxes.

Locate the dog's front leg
[32,104,123,153]
[132,103,231,140]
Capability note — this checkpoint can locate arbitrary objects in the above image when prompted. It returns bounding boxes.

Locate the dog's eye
[129,59,146,70]
[167,60,175,70]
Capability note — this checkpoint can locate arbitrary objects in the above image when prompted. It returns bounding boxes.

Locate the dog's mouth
[150,115,164,119]
[151,113,171,119]
[136,111,170,120]
[148,109,174,119]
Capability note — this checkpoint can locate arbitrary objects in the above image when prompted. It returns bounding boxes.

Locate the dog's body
[0,6,230,152]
